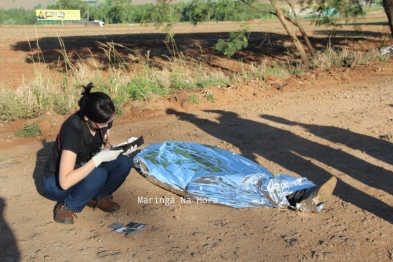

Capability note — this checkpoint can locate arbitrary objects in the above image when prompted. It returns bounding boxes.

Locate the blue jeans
[44,155,132,212]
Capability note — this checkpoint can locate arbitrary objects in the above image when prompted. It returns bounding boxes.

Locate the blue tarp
[133,141,315,208]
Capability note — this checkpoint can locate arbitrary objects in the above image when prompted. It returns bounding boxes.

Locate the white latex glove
[123,137,138,155]
[112,137,138,155]
[92,148,123,167]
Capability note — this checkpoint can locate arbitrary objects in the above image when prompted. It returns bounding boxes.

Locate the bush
[15,122,42,137]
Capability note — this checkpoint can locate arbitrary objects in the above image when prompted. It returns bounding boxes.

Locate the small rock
[97,251,110,258]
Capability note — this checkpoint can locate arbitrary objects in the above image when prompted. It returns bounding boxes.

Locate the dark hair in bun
[78,82,115,123]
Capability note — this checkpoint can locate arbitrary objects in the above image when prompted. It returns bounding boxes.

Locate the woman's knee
[118,155,133,171]
[43,175,72,201]
[85,168,108,185]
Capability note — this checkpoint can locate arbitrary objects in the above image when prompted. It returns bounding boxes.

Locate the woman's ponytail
[77,82,115,123]
[78,82,94,107]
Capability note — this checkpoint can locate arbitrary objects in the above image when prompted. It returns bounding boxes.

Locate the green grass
[15,122,42,137]
[0,156,16,164]
[206,92,215,103]
[189,94,200,104]
[0,35,386,124]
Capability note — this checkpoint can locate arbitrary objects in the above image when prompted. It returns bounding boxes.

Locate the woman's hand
[113,137,138,155]
[123,137,138,155]
[92,148,123,167]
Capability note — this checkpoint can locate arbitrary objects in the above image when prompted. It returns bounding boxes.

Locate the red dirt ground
[2,15,393,261]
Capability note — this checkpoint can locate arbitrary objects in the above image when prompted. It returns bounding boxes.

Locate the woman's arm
[58,150,97,190]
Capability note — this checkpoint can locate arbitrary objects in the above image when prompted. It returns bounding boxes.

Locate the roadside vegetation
[0,1,277,25]
[0,0,391,126]
[0,0,386,28]
[0,34,387,123]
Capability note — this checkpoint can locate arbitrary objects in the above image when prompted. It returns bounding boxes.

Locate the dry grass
[0,17,390,121]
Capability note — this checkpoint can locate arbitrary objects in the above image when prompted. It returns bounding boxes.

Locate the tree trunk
[269,0,310,68]
[295,24,316,57]
[383,0,393,37]
[283,0,315,56]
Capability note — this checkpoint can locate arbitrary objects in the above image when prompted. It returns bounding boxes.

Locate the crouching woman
[43,83,135,224]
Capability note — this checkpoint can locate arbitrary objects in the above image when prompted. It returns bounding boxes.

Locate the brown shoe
[87,195,120,213]
[296,177,337,213]
[54,203,76,224]
[300,176,337,206]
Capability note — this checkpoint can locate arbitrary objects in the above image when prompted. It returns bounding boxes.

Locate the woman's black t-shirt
[43,113,112,177]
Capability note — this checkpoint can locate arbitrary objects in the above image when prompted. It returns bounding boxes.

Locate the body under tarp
[133,141,315,208]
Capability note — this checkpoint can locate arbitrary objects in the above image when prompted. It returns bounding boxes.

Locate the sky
[0,0,159,10]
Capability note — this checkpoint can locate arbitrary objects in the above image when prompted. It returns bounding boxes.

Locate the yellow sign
[36,10,80,20]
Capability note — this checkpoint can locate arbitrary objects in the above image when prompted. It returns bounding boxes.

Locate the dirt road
[1,59,393,261]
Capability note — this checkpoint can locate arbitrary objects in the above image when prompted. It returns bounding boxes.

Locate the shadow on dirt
[32,139,55,197]
[166,108,393,223]
[346,21,389,27]
[0,198,20,261]
[313,29,387,38]
[10,30,385,75]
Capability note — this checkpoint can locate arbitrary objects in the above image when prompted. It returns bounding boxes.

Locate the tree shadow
[32,139,55,198]
[261,114,393,165]
[10,30,385,76]
[0,198,20,261]
[345,22,389,27]
[166,108,393,223]
[313,29,388,38]
[260,114,393,193]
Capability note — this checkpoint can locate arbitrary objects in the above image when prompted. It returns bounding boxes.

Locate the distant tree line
[89,1,275,24]
[0,7,38,25]
[0,1,275,25]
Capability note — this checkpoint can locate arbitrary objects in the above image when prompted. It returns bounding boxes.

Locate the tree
[142,0,177,27]
[106,0,132,24]
[56,0,86,9]
[267,0,311,67]
[126,0,388,68]
[383,0,393,37]
[47,0,88,15]
[0,8,36,25]
[188,0,314,67]
[304,0,393,37]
